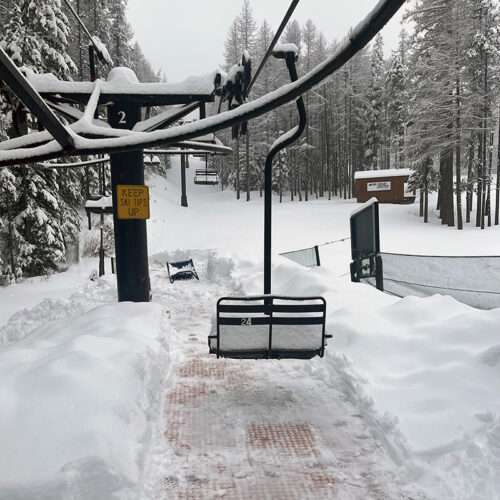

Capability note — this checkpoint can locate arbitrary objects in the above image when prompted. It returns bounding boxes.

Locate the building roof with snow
[354,169,413,180]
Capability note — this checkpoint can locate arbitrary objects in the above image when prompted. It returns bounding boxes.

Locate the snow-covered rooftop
[354,168,413,180]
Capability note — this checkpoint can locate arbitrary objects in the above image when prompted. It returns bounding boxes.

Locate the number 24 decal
[241,317,252,326]
[118,111,127,124]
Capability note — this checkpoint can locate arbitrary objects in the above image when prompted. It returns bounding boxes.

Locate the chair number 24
[241,317,252,326]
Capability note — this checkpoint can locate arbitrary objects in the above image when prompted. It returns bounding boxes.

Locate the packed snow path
[143,251,428,499]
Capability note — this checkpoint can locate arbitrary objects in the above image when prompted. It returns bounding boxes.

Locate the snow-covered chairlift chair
[209,295,329,359]
[167,259,199,284]
[208,47,331,361]
[194,168,219,185]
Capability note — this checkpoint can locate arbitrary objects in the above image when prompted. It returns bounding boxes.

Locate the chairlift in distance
[193,145,220,186]
[166,259,199,284]
[209,47,331,361]
[194,165,219,185]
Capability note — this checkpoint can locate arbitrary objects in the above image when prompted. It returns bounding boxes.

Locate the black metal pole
[264,53,306,295]
[180,150,188,207]
[264,152,272,296]
[109,102,150,302]
[89,45,97,82]
[375,255,384,291]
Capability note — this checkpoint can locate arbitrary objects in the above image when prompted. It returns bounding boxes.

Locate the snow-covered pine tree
[282,20,302,200]
[363,34,385,171]
[387,30,409,170]
[465,0,500,228]
[237,0,257,202]
[222,20,241,198]
[314,32,329,198]
[130,41,159,82]
[16,168,66,276]
[0,0,77,277]
[406,0,471,228]
[0,168,18,281]
[252,20,277,196]
[109,0,132,67]
[63,0,113,81]
[300,19,318,201]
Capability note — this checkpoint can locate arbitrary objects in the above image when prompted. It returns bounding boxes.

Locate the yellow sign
[117,185,150,220]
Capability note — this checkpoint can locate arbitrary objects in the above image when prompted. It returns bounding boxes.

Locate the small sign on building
[117,184,150,219]
[367,181,391,192]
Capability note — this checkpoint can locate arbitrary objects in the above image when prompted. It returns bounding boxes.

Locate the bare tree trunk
[440,148,454,227]
[235,137,240,200]
[486,132,492,226]
[279,155,282,203]
[246,132,250,201]
[6,205,16,275]
[496,119,500,225]
[422,160,429,223]
[476,133,483,227]
[466,143,473,223]
[455,80,463,230]
[481,128,487,229]
[456,145,463,230]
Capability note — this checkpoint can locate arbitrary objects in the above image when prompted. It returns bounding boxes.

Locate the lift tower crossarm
[0,47,75,150]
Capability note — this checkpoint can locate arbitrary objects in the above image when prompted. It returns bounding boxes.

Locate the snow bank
[234,255,500,498]
[0,302,167,499]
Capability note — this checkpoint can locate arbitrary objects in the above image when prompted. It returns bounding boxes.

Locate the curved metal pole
[264,53,306,295]
[0,0,405,167]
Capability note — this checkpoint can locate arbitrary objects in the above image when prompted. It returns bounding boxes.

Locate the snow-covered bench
[209,295,330,360]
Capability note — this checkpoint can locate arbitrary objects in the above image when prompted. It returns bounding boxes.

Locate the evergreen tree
[0,0,77,277]
[387,31,409,169]
[363,34,385,170]
[16,168,66,276]
[130,41,159,82]
[109,0,132,67]
[1,0,76,77]
[0,167,18,280]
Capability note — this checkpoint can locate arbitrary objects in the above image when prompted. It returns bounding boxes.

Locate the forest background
[0,0,499,283]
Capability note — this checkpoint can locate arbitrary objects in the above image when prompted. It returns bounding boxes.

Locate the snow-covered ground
[0,157,499,499]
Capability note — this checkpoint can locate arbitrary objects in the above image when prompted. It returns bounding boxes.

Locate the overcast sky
[127,0,407,83]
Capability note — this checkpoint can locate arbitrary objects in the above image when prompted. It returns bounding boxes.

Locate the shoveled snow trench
[0,250,452,499]
[142,251,433,500]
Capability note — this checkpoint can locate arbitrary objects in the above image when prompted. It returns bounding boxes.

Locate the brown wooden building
[354,169,415,204]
